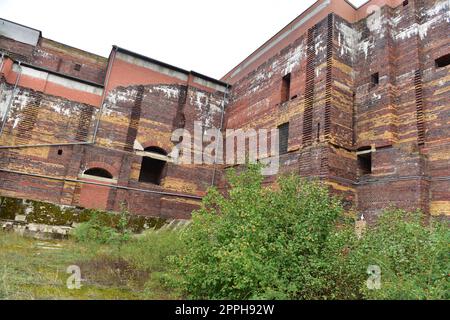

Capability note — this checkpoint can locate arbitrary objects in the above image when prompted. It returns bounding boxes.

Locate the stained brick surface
[0,0,448,220]
[224,0,449,219]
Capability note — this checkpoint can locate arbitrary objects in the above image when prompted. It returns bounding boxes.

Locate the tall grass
[0,227,185,300]
[120,230,185,273]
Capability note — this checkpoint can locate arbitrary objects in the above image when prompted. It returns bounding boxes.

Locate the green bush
[175,164,449,300]
[351,209,449,300]
[175,164,357,300]
[72,210,131,245]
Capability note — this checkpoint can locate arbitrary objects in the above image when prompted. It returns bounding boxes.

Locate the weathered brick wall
[414,0,450,216]
[0,45,227,219]
[0,0,448,221]
[91,74,225,217]
[224,14,357,203]
[350,0,450,218]
[0,84,98,147]
[225,0,449,220]
[0,36,107,84]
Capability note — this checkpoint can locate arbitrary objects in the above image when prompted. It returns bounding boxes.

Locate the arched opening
[139,146,167,185]
[79,167,114,211]
[84,168,113,179]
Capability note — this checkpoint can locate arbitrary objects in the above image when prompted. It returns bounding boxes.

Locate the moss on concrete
[0,197,26,220]
[0,196,168,233]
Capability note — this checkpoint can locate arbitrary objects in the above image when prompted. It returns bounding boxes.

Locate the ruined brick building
[0,0,449,222]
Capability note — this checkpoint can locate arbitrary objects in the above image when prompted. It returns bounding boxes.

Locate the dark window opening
[57,149,63,155]
[370,72,379,89]
[435,54,450,68]
[403,0,409,6]
[358,153,372,176]
[316,123,321,142]
[84,168,113,179]
[281,73,291,104]
[139,146,167,185]
[74,63,82,71]
[278,122,289,155]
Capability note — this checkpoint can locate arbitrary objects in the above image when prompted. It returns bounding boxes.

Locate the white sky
[348,0,370,7]
[0,0,320,79]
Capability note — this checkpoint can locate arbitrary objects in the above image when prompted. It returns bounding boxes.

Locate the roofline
[190,71,230,88]
[222,0,403,81]
[344,0,370,9]
[41,37,108,63]
[1,18,230,88]
[222,0,379,81]
[220,0,325,80]
[114,46,230,88]
[20,61,105,88]
[2,53,105,88]
[114,45,188,74]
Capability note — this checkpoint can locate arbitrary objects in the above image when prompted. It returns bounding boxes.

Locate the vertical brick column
[302,26,317,147]
[16,91,42,145]
[59,144,84,206]
[124,85,144,152]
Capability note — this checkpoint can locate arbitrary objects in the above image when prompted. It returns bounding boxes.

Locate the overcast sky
[0,0,368,79]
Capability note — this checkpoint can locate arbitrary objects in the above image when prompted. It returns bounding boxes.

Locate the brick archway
[82,161,118,178]
[79,164,116,211]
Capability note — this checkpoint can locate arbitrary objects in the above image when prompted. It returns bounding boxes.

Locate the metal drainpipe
[0,52,5,75]
[211,83,229,186]
[92,46,116,143]
[0,53,5,121]
[0,61,22,138]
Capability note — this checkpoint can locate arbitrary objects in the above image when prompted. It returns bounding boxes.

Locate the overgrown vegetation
[0,228,184,300]
[353,209,449,300]
[72,208,132,245]
[174,164,449,300]
[1,165,448,300]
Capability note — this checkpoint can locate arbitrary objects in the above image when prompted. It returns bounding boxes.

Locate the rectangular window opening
[358,152,372,176]
[370,72,379,89]
[281,73,291,104]
[74,63,82,71]
[278,122,289,155]
[403,0,409,6]
[435,54,450,68]
[316,123,320,142]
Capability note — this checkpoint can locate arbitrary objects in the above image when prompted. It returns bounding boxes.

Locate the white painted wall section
[12,64,104,96]
[0,19,40,46]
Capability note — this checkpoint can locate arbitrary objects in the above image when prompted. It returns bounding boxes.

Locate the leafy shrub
[72,209,131,245]
[351,209,449,300]
[175,164,357,300]
[175,164,449,300]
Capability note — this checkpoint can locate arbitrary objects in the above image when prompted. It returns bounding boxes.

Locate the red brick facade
[0,0,449,221]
